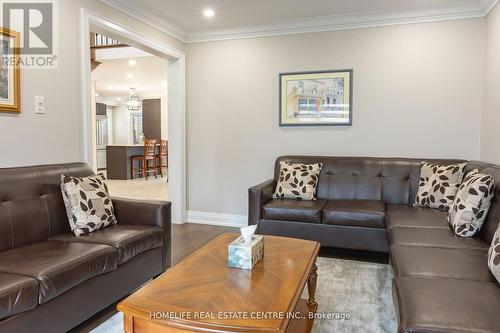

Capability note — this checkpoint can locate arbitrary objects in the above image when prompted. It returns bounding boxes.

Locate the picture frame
[0,28,21,113]
[279,69,353,126]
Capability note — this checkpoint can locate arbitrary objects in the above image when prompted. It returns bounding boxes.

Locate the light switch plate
[34,96,45,114]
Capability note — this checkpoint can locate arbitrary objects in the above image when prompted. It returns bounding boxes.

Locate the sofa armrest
[248,179,276,226]
[112,197,171,270]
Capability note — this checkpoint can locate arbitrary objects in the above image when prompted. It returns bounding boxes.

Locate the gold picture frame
[279,70,353,126]
[0,28,20,113]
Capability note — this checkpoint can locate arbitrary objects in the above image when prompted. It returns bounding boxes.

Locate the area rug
[91,257,397,333]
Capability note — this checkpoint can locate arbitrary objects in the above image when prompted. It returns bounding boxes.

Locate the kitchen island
[106,144,157,180]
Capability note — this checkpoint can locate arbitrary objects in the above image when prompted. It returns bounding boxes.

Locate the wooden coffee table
[118,234,320,333]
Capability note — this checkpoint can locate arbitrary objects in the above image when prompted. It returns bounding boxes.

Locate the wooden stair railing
[90,32,128,71]
[90,48,101,71]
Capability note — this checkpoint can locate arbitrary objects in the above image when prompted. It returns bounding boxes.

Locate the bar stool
[131,139,157,180]
[156,140,168,180]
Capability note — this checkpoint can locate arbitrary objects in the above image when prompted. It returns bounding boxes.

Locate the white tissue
[240,225,257,244]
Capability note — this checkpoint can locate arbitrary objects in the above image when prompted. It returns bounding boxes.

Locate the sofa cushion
[273,162,323,200]
[322,200,385,228]
[0,241,117,303]
[0,272,39,321]
[60,174,117,236]
[262,199,327,223]
[394,277,500,333]
[391,245,493,282]
[386,205,449,229]
[51,225,163,264]
[388,227,489,250]
[414,162,466,211]
[448,170,495,237]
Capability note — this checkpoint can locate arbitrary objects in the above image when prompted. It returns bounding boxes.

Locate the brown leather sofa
[0,163,171,333]
[249,156,500,333]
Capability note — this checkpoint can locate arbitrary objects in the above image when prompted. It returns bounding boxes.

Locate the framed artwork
[0,28,20,113]
[279,69,353,126]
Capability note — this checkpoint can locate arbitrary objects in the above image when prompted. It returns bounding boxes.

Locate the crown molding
[99,0,496,44]
[186,7,485,43]
[99,0,188,41]
[480,0,499,14]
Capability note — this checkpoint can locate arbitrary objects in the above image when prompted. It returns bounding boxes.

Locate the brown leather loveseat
[0,163,171,333]
[249,156,500,333]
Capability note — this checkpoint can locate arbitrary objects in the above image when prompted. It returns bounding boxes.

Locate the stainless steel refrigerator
[96,114,109,170]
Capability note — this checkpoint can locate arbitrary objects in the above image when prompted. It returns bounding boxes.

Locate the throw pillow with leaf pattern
[448,170,495,237]
[60,174,117,236]
[488,223,500,283]
[414,162,466,211]
[273,162,323,200]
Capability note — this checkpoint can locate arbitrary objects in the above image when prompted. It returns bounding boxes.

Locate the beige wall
[186,19,485,216]
[481,4,500,164]
[0,0,184,167]
[0,1,490,219]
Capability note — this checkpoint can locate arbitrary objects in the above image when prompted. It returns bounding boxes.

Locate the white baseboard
[186,211,247,227]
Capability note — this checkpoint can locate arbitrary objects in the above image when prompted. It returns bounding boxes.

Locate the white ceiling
[100,0,498,42]
[92,48,167,106]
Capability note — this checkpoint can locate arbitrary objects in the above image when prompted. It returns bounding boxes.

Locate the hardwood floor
[69,223,237,333]
[171,223,237,265]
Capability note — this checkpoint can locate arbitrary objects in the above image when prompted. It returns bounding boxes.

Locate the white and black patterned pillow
[448,170,495,237]
[488,223,500,283]
[414,162,466,211]
[60,174,117,236]
[273,162,323,200]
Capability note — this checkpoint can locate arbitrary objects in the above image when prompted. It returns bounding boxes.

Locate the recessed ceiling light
[116,97,122,101]
[203,8,215,18]
[95,93,99,97]
[126,73,133,79]
[128,59,136,66]
[107,85,113,90]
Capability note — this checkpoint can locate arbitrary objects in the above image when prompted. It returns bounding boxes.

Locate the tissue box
[228,235,264,269]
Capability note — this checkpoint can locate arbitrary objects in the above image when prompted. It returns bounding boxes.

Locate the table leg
[307,261,318,307]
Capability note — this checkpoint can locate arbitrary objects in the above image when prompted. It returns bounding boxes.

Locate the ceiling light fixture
[126,73,133,79]
[128,59,137,66]
[126,88,141,111]
[203,8,215,18]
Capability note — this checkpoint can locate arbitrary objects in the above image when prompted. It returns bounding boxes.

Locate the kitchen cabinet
[142,99,161,140]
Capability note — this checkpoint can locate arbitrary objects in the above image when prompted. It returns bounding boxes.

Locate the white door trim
[80,8,186,224]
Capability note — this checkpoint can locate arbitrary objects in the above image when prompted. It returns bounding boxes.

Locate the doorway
[91,35,169,201]
[80,9,186,224]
